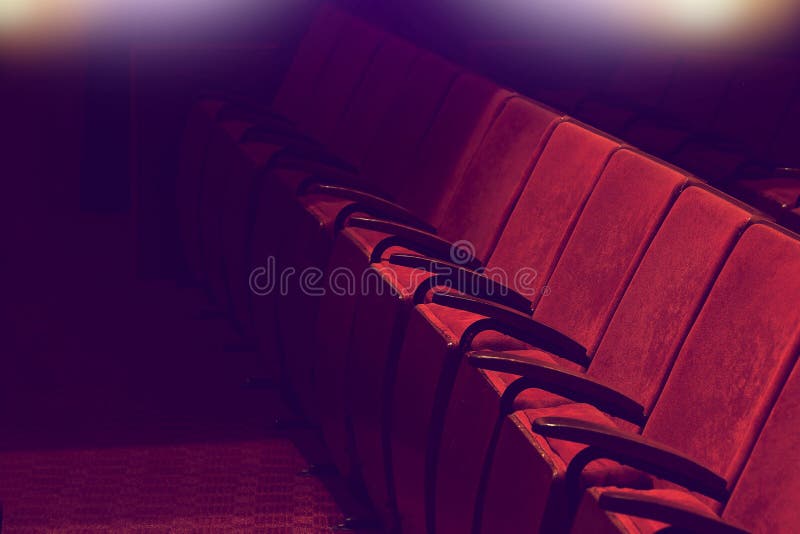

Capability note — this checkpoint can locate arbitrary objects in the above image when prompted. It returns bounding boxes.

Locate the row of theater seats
[175,3,800,533]
[529,48,800,229]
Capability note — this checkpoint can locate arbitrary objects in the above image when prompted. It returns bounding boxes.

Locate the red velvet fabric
[722,361,800,532]
[529,222,800,534]
[312,85,529,514]
[326,36,422,165]
[293,18,385,143]
[572,353,800,534]
[390,127,640,533]
[531,149,686,354]
[390,75,515,227]
[191,12,384,314]
[175,3,347,271]
[486,121,620,292]
[643,224,800,485]
[570,487,718,534]
[270,59,466,422]
[587,186,752,412]
[270,4,350,120]
[432,99,562,259]
[439,184,749,534]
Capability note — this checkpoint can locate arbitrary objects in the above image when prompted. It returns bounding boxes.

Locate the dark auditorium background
[2,0,800,532]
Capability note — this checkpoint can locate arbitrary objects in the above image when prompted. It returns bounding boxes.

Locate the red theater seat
[383,148,685,532]
[453,186,752,533]
[330,114,603,525]
[311,77,525,483]
[527,222,800,533]
[223,34,423,338]
[571,355,800,533]
[197,14,387,314]
[263,54,465,414]
[159,6,800,533]
[176,3,350,284]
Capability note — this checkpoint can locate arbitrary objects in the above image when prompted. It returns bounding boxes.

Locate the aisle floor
[1,201,347,532]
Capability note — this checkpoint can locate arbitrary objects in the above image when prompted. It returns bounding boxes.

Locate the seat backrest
[722,357,800,532]
[587,186,753,413]
[357,52,461,192]
[427,97,564,260]
[327,35,422,164]
[272,4,351,120]
[530,149,687,353]
[295,15,386,142]
[483,120,619,295]
[387,73,514,227]
[642,223,800,502]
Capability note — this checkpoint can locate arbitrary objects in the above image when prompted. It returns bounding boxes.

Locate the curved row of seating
[175,4,800,532]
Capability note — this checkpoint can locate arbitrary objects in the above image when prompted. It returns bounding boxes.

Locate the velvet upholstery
[165,8,800,534]
[269,4,351,123]
[572,323,800,534]
[530,149,686,354]
[342,114,604,528]
[722,361,800,533]
[642,224,800,484]
[424,155,687,531]
[392,136,671,534]
[274,55,464,421]
[198,17,386,305]
[175,4,349,281]
[291,18,386,144]
[242,52,462,373]
[435,186,752,534]
[469,186,751,533]
[532,222,800,533]
[307,76,518,486]
[225,36,422,337]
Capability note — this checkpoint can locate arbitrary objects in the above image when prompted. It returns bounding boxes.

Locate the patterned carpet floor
[0,192,351,531]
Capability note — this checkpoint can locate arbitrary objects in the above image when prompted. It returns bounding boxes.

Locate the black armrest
[346,216,474,262]
[389,253,531,314]
[431,292,589,366]
[468,352,645,424]
[532,417,729,502]
[598,490,748,534]
[306,187,436,233]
